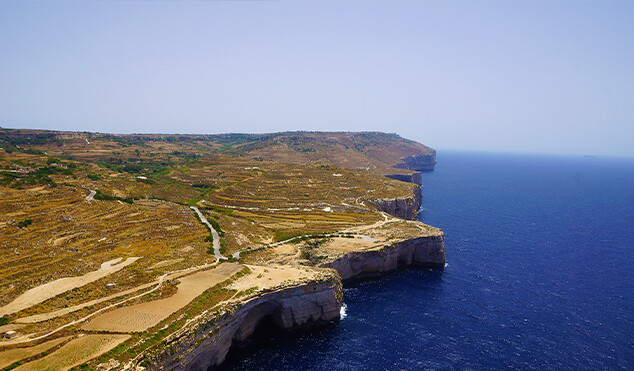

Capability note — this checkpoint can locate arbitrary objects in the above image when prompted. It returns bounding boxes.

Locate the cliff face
[383,172,422,186]
[150,279,342,370]
[378,151,434,219]
[321,234,445,280]
[394,152,437,172]
[367,185,422,220]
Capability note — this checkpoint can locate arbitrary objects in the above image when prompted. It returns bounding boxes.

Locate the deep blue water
[220,152,634,370]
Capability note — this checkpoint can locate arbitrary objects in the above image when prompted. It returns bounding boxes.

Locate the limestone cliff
[394,152,437,172]
[383,172,422,186]
[367,185,422,220]
[321,234,445,280]
[146,277,342,370]
[376,150,433,219]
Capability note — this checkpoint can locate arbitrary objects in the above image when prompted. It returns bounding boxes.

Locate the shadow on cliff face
[212,315,338,371]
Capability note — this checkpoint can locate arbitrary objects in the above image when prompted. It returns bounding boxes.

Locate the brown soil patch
[82,263,241,332]
[271,244,298,256]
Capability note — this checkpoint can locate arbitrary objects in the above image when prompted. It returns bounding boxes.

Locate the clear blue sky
[1,1,632,156]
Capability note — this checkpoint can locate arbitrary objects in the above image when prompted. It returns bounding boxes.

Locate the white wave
[340,303,348,319]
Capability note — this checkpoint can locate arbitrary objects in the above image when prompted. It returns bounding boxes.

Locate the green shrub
[93,190,134,204]
[136,177,156,185]
[24,148,44,155]
[274,231,302,242]
[93,190,117,201]
[17,219,32,228]
[207,218,224,237]
[206,204,232,215]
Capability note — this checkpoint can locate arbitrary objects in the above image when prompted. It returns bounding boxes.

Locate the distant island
[0,129,444,370]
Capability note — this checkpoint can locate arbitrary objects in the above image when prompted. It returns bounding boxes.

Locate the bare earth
[321,237,378,252]
[230,265,321,292]
[82,263,241,332]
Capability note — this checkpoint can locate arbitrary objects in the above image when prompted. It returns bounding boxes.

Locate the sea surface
[219,152,634,370]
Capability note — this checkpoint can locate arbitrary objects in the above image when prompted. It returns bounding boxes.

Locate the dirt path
[341,212,393,233]
[82,263,241,332]
[231,235,303,259]
[0,257,140,316]
[191,206,226,260]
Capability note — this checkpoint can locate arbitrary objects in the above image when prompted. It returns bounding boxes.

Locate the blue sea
[220,152,634,370]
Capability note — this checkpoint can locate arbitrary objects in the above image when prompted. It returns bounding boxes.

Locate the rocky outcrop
[367,185,422,220]
[394,152,436,172]
[148,277,342,370]
[321,234,445,280]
